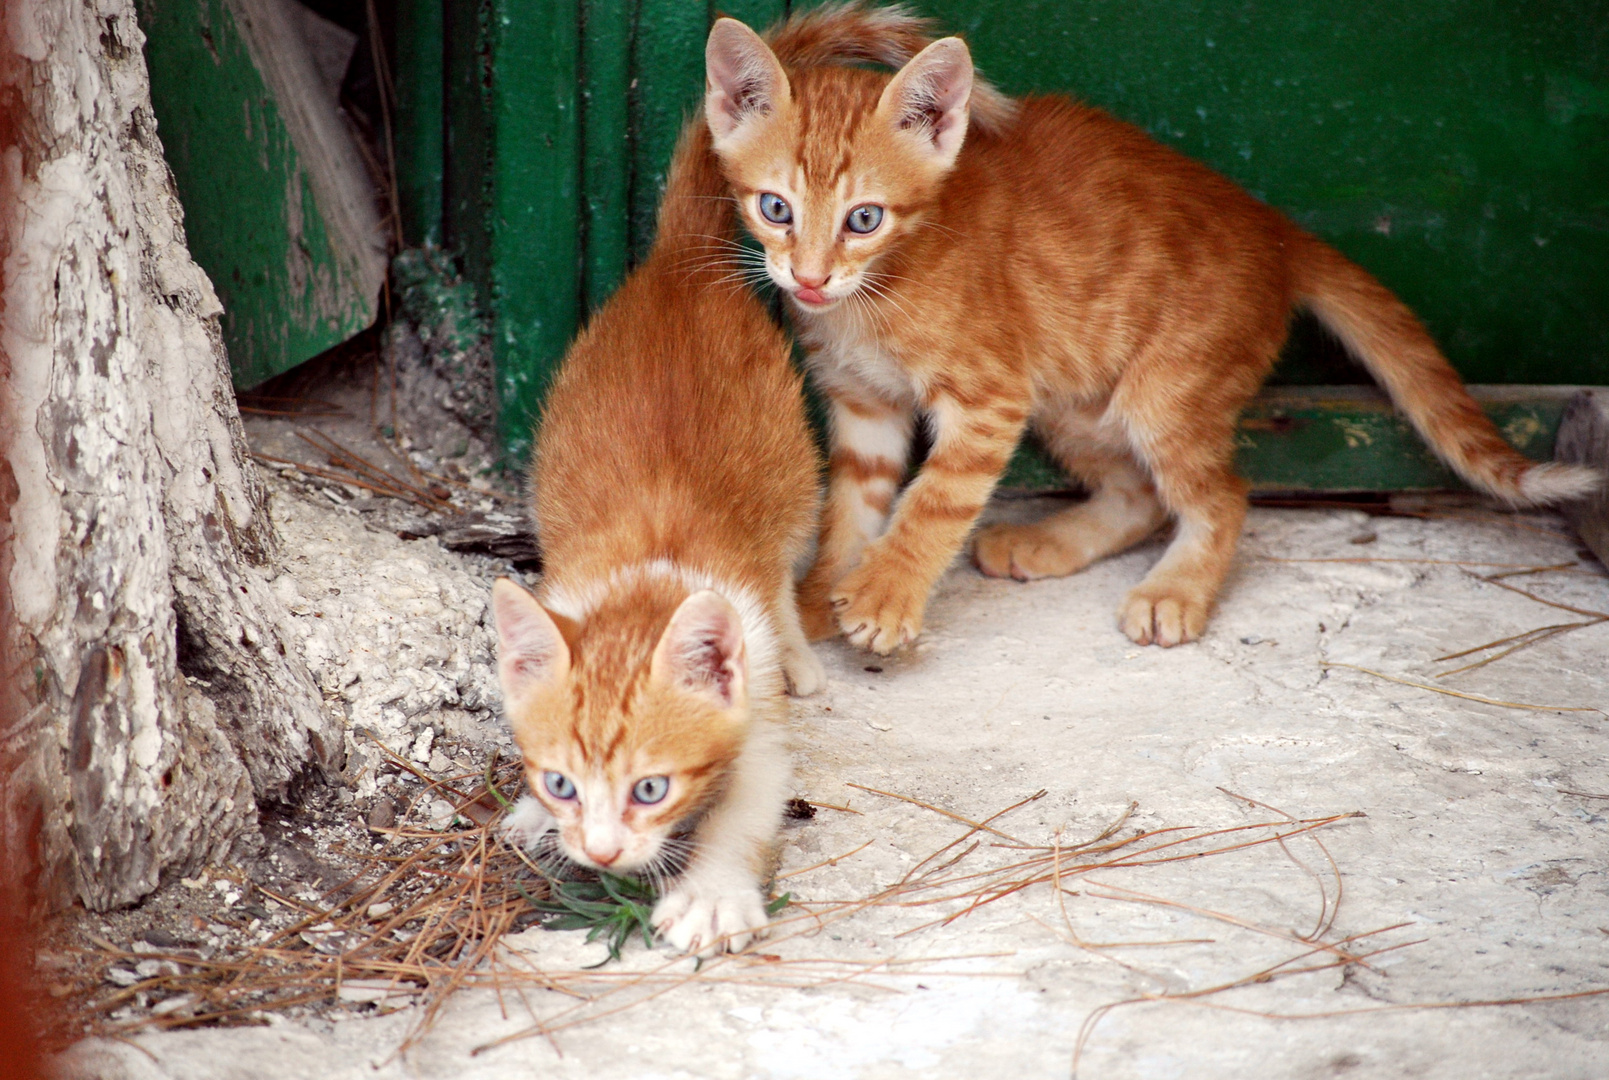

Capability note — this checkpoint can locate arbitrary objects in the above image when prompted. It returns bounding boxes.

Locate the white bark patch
[1,0,336,910]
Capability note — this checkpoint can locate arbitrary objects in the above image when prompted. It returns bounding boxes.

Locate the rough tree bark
[1,0,342,912]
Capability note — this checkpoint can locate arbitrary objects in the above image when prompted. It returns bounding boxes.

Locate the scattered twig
[295,429,455,512]
[251,452,428,505]
[777,841,875,880]
[803,800,862,815]
[845,783,1043,845]
[1322,662,1605,715]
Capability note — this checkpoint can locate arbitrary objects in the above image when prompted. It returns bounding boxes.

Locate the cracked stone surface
[62,502,1608,1079]
[261,478,521,792]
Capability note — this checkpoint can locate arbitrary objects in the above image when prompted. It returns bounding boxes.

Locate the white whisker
[859,277,915,325]
[914,219,962,240]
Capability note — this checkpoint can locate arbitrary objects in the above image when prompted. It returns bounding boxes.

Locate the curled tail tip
[1517,461,1605,506]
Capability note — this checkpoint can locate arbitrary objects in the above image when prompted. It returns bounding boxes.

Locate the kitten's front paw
[783,643,827,697]
[498,795,555,851]
[652,880,769,957]
[830,560,926,655]
[1118,585,1209,647]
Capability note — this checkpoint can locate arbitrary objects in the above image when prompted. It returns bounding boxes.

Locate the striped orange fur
[705,3,1601,652]
[492,119,822,956]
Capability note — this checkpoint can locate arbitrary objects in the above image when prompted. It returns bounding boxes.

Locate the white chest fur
[798,303,920,406]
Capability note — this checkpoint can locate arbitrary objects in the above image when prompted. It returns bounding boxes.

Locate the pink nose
[584,846,622,868]
[792,268,829,290]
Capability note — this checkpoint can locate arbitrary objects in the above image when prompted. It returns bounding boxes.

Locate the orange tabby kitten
[492,117,822,956]
[703,5,1601,652]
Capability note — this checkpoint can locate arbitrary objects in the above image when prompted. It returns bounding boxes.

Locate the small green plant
[530,875,792,966]
[532,873,657,966]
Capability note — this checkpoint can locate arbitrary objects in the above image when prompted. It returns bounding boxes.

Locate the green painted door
[150,0,1604,483]
[417,0,1606,485]
[426,0,789,460]
[928,0,1609,389]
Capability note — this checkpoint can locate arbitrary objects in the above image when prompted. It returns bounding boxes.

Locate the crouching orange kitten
[491,116,822,956]
[704,5,1601,652]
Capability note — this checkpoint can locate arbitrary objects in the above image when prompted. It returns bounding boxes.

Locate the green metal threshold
[1000,384,1600,494]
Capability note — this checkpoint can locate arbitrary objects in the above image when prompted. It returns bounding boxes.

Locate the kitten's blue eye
[846,204,884,234]
[543,771,576,800]
[632,776,670,805]
[758,192,792,225]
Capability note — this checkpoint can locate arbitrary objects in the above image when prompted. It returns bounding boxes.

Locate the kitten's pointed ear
[649,590,748,711]
[878,36,974,169]
[705,17,791,150]
[492,579,570,704]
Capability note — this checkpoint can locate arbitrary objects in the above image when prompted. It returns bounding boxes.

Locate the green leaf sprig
[531,873,658,967]
[528,876,794,967]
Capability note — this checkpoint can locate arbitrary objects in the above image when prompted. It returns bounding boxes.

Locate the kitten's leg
[652,723,789,956]
[975,459,1166,579]
[975,404,1167,579]
[797,390,915,639]
[776,566,826,695]
[1117,420,1248,647]
[831,387,1029,654]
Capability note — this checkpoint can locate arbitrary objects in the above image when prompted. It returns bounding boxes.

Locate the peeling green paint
[138,0,380,388]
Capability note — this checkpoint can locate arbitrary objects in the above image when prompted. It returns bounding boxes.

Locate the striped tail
[1290,231,1601,506]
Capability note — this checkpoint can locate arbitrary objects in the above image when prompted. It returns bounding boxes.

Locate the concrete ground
[64,501,1608,1079]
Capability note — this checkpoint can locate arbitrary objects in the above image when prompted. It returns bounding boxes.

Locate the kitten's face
[704,21,975,313]
[516,686,740,874]
[492,580,748,875]
[726,121,919,311]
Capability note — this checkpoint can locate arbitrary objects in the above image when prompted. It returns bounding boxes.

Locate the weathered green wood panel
[488,0,582,461]
[439,0,788,462]
[441,0,582,461]
[546,0,1608,383]
[625,2,708,264]
[139,0,384,388]
[922,0,1609,387]
[442,0,492,286]
[420,0,1605,488]
[580,0,633,308]
[395,0,445,247]
[1234,386,1580,492]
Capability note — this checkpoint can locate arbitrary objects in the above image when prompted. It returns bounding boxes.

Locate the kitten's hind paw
[498,795,555,851]
[974,522,1090,580]
[652,880,769,957]
[1118,586,1209,648]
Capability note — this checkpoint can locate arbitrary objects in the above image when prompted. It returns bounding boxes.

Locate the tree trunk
[1,0,342,912]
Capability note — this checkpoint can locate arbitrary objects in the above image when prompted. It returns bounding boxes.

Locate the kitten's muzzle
[790,268,832,306]
[583,843,624,868]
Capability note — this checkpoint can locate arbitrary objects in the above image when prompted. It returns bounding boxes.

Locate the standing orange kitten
[491,117,822,956]
[704,5,1600,652]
